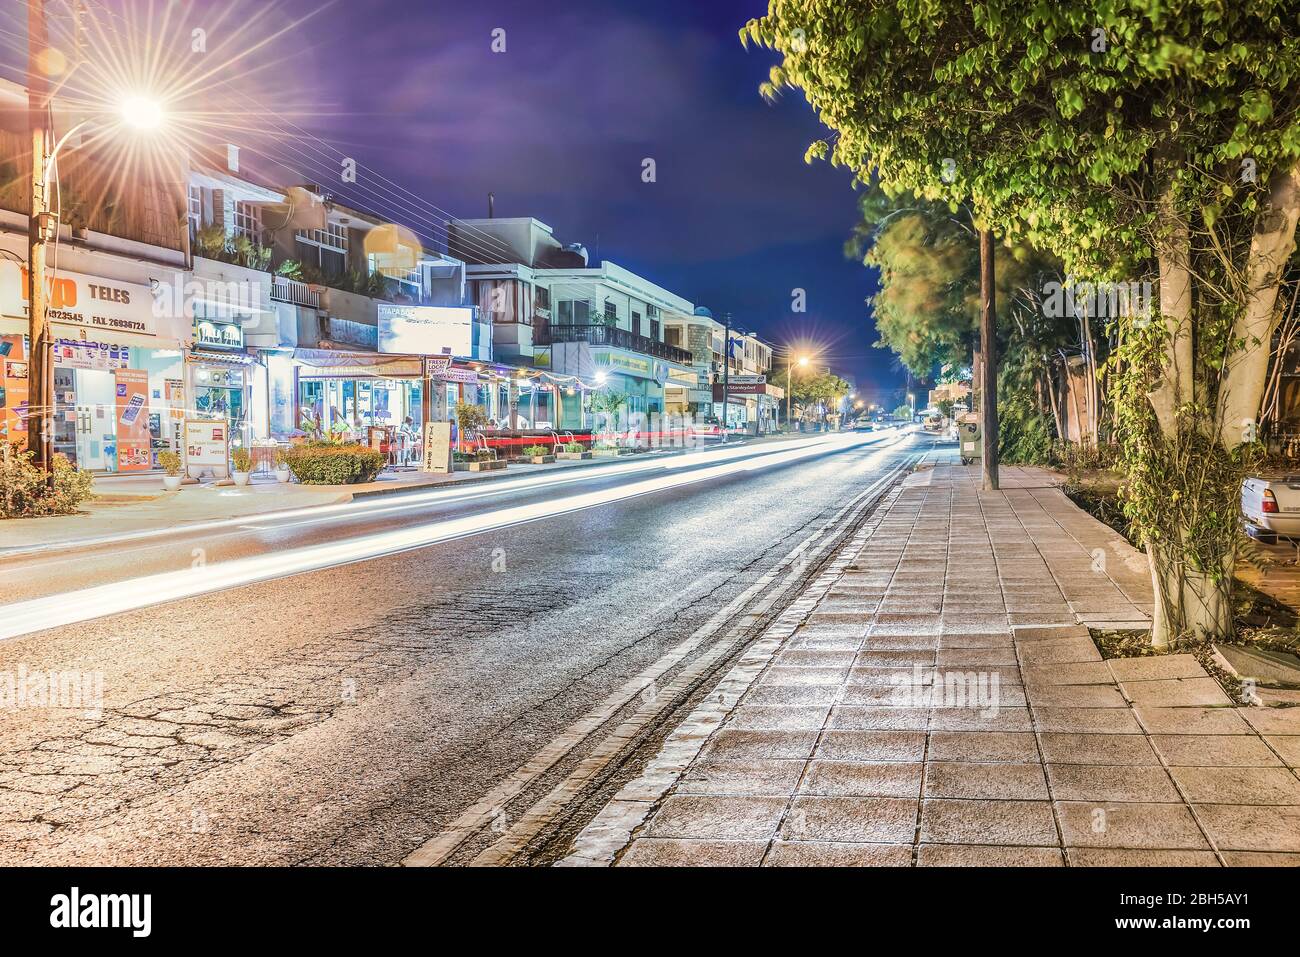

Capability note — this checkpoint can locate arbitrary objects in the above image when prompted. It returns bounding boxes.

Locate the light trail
[0,432,910,642]
[0,432,898,558]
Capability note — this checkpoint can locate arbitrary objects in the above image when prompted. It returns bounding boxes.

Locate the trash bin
[958,412,981,466]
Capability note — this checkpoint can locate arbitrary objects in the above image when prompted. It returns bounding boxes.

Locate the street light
[119,94,166,131]
[27,92,168,474]
[786,354,811,431]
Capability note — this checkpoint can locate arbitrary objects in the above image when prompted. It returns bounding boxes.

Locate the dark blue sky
[260,0,902,396]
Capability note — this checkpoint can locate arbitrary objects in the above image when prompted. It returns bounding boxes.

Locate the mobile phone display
[120,393,146,425]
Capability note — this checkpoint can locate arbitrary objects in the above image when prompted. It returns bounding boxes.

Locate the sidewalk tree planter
[230,448,253,488]
[555,441,591,460]
[283,442,385,484]
[158,450,183,491]
[747,1,1300,645]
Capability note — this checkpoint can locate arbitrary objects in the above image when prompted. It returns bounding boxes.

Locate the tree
[847,185,1080,455]
[893,403,913,421]
[454,400,488,452]
[773,367,852,424]
[745,2,1300,645]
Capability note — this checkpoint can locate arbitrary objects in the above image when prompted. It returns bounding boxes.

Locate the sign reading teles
[1,263,159,337]
[183,418,230,479]
[378,304,475,358]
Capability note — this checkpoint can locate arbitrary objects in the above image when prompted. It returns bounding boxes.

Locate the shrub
[473,447,496,461]
[157,450,182,475]
[273,447,289,469]
[283,442,384,485]
[0,445,94,518]
[562,441,584,452]
[521,444,549,456]
[231,447,253,473]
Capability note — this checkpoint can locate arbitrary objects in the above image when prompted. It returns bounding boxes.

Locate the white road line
[0,434,895,643]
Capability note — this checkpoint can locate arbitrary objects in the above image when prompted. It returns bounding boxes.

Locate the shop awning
[293,347,422,378]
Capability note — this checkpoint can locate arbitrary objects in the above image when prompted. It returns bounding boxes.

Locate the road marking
[402,457,912,866]
[0,435,895,643]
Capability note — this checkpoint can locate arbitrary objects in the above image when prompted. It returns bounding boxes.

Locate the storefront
[290,348,425,444]
[1,262,190,472]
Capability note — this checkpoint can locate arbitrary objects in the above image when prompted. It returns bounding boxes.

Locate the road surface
[0,429,939,865]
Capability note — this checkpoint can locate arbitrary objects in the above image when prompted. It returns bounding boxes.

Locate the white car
[1243,474,1300,543]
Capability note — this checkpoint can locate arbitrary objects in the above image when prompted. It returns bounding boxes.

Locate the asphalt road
[0,429,939,865]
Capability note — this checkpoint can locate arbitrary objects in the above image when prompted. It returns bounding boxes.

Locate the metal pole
[720,312,730,443]
[27,0,51,475]
[979,228,1000,491]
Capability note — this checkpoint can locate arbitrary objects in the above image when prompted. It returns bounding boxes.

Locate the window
[664,326,682,348]
[233,202,262,241]
[604,300,617,324]
[296,222,350,276]
[557,299,591,324]
[650,319,660,341]
[535,285,550,310]
[188,186,203,239]
[632,311,642,337]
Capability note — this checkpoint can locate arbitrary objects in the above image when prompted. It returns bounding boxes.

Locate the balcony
[540,324,693,365]
[271,276,320,308]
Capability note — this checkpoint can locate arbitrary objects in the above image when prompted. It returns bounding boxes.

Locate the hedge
[1,445,95,518]
[283,442,384,485]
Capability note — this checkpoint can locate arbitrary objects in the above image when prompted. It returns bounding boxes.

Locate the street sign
[423,355,452,378]
[422,421,452,473]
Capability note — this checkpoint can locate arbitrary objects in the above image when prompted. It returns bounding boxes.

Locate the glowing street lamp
[27,90,168,474]
[785,353,812,430]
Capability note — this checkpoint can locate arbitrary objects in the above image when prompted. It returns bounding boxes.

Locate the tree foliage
[746,0,1300,643]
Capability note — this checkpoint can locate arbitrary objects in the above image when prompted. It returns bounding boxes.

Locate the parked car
[1242,473,1300,543]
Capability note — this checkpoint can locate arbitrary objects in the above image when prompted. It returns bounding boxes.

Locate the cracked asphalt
[0,431,931,865]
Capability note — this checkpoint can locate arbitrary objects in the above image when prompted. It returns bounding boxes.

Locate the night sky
[6,0,903,399]
[265,0,899,397]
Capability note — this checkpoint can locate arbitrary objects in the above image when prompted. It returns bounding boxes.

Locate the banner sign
[442,367,478,384]
[714,382,769,398]
[378,304,475,358]
[53,338,132,371]
[1,263,159,337]
[114,369,151,471]
[184,418,229,479]
[422,421,452,473]
[423,355,453,378]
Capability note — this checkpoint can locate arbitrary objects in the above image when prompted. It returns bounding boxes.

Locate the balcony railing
[539,324,693,365]
[271,276,321,308]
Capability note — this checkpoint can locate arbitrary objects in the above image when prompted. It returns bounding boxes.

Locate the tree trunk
[1147,185,1195,438]
[1147,544,1234,648]
[1217,162,1300,449]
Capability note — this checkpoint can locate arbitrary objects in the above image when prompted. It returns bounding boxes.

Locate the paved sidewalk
[562,464,1300,867]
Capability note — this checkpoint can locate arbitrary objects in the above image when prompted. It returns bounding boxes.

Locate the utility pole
[27,0,52,475]
[720,312,731,443]
[979,228,1000,491]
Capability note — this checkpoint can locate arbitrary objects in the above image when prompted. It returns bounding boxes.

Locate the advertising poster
[113,368,151,472]
[183,418,229,479]
[0,333,29,447]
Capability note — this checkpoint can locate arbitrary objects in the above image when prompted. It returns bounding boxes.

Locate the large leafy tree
[746,0,1300,644]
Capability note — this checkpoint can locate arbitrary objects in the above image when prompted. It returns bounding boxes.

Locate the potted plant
[467,447,505,472]
[273,447,291,483]
[158,450,183,490]
[555,441,591,461]
[519,443,556,465]
[231,447,253,487]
